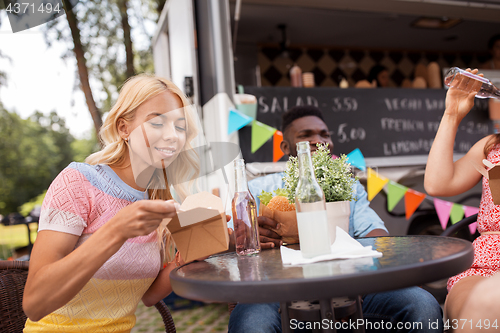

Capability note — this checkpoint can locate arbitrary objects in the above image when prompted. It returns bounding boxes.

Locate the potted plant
[258,144,358,244]
[283,144,358,243]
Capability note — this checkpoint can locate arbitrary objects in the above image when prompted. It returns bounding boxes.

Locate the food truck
[152,0,500,239]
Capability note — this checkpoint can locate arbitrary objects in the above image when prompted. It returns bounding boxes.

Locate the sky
[0,12,92,139]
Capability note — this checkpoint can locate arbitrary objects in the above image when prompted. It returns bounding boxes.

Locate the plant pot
[326,201,350,244]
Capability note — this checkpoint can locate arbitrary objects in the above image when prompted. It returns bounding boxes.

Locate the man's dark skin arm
[258,216,388,249]
[257,216,283,249]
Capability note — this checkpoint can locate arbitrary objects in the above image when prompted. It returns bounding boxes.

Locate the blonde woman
[23,74,201,332]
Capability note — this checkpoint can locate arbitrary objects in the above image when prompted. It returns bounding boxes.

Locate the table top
[170,235,473,303]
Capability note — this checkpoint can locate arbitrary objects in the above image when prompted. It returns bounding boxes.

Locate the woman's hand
[108,199,179,241]
[445,68,482,121]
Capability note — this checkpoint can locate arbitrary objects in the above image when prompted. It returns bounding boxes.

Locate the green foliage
[19,191,46,217]
[71,133,100,162]
[43,0,160,112]
[284,144,358,203]
[0,105,74,215]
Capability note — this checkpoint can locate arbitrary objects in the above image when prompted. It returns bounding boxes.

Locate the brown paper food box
[489,166,500,205]
[167,192,229,262]
[259,203,299,244]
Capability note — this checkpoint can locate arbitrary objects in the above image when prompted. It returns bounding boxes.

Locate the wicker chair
[0,260,177,333]
[0,260,29,333]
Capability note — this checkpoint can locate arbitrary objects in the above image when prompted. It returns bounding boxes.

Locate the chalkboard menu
[238,87,491,166]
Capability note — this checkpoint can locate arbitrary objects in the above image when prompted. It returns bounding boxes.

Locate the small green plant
[283,144,358,203]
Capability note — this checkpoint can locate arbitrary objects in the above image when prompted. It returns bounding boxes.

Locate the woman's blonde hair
[86,73,200,262]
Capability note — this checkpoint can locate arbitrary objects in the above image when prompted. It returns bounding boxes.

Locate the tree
[43,0,161,136]
[62,0,102,135]
[0,104,75,215]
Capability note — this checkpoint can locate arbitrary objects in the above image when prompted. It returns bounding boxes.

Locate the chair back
[0,260,29,333]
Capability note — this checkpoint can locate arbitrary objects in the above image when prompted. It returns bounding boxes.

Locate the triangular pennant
[469,222,478,235]
[273,131,284,162]
[464,206,479,218]
[346,148,366,171]
[367,168,389,201]
[251,120,277,153]
[228,109,253,135]
[450,203,465,224]
[433,198,453,230]
[405,189,426,220]
[387,180,407,212]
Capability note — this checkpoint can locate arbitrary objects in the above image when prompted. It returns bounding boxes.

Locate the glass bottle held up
[232,159,261,256]
[444,67,500,99]
[295,141,331,258]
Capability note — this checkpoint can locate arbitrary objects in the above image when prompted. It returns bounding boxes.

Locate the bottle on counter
[232,159,261,256]
[444,67,500,99]
[302,72,315,88]
[339,77,349,89]
[294,141,331,258]
[290,64,303,87]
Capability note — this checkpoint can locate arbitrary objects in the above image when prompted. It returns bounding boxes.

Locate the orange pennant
[405,188,426,220]
[273,131,284,162]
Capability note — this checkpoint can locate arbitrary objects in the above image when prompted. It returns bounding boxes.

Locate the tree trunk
[62,0,102,137]
[119,0,135,78]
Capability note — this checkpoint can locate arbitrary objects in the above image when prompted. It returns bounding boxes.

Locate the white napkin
[280,227,383,265]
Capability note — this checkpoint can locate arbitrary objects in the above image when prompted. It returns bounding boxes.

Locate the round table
[170,236,473,304]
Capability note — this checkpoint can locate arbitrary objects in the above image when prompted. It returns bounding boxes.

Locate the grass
[0,223,38,260]
[133,301,230,333]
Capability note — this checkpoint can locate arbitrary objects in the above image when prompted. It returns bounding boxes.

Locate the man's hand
[258,216,282,249]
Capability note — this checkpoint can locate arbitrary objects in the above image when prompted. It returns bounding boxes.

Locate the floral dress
[448,145,500,291]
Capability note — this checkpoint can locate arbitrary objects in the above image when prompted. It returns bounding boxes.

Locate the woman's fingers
[112,200,179,239]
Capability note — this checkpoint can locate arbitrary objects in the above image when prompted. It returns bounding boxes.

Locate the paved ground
[132,302,230,333]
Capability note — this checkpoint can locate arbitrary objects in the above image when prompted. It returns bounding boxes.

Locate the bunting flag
[273,131,284,162]
[434,198,454,230]
[251,120,277,153]
[367,168,389,201]
[405,189,426,220]
[228,109,253,135]
[450,203,465,224]
[387,181,407,212]
[464,206,479,235]
[464,206,479,218]
[346,148,366,171]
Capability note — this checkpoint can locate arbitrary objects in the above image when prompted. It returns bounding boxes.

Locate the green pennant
[251,120,276,153]
[450,203,465,224]
[387,180,407,212]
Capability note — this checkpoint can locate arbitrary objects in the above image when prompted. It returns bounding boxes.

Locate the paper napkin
[280,227,383,265]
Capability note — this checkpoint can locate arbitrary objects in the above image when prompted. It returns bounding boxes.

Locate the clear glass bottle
[290,64,303,87]
[295,141,331,258]
[232,159,261,256]
[444,67,500,99]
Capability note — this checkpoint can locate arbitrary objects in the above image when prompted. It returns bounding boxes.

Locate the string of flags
[344,149,479,234]
[228,107,478,234]
[228,108,285,162]
[363,161,479,235]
